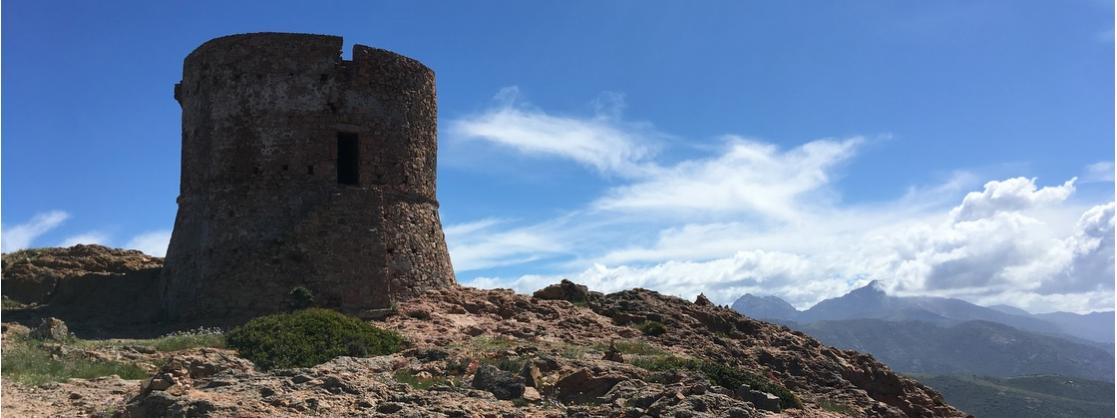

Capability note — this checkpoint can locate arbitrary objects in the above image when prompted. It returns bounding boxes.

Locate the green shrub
[1,337,148,386]
[288,286,315,310]
[631,355,801,409]
[226,308,404,370]
[637,320,667,336]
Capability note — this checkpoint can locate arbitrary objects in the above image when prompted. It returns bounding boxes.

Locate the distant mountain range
[732,282,1115,381]
[733,280,1114,344]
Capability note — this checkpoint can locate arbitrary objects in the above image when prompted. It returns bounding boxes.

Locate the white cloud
[447,90,1114,313]
[950,177,1076,222]
[445,219,569,272]
[594,136,861,222]
[1,211,70,252]
[125,230,172,257]
[449,86,661,177]
[1083,161,1114,183]
[59,231,110,247]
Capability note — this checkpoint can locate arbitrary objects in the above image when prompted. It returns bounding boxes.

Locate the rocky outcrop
[1,245,161,306]
[1,245,163,337]
[29,317,70,341]
[532,279,599,304]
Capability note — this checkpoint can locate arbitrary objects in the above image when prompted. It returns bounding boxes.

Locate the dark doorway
[337,132,359,185]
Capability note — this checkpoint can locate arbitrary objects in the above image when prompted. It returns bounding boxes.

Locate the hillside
[914,374,1114,418]
[1,246,968,417]
[797,319,1114,382]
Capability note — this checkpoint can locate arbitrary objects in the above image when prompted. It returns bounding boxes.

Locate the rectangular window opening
[337,132,359,185]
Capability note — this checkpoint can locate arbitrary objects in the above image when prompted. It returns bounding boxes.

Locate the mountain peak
[851,280,887,296]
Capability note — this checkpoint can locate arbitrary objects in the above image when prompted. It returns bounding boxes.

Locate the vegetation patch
[287,286,315,310]
[78,327,226,352]
[636,320,667,336]
[393,370,461,390]
[631,355,801,409]
[592,339,666,356]
[227,308,405,370]
[1,336,148,386]
[818,399,862,417]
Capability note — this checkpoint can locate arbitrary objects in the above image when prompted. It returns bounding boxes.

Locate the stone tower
[160,33,455,321]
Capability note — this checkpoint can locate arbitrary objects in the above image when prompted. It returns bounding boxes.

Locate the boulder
[471,365,525,400]
[736,385,781,412]
[532,280,593,304]
[554,368,627,403]
[30,317,70,341]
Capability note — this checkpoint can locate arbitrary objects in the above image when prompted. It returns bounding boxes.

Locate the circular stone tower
[160,33,455,321]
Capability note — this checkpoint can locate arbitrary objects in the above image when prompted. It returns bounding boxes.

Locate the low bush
[637,320,667,336]
[288,286,315,310]
[1,337,148,386]
[226,308,404,370]
[631,355,802,409]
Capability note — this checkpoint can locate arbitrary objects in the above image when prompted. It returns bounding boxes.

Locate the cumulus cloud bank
[446,88,1115,314]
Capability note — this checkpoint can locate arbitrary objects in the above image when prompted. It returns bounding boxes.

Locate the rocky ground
[1,245,971,417]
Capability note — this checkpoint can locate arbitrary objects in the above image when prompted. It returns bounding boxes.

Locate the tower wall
[160,33,455,321]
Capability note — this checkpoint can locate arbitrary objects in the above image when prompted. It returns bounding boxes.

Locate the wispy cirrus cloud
[449,87,662,177]
[1,211,70,252]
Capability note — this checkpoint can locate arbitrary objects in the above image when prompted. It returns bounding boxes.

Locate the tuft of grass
[393,370,460,390]
[1,336,148,386]
[227,308,405,370]
[637,320,667,337]
[631,354,801,409]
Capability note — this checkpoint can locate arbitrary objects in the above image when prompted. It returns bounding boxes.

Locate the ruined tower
[160,33,455,321]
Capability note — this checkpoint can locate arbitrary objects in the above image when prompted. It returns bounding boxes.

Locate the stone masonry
[160,33,455,321]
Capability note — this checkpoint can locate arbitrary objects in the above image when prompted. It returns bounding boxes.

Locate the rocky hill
[2,246,969,417]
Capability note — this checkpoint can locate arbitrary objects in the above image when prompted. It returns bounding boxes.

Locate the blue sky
[3,1,1114,312]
